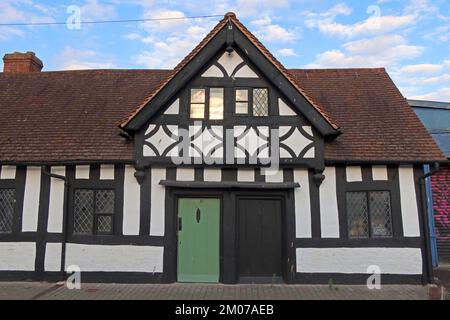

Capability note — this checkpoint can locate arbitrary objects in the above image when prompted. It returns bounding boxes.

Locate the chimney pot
[3,51,43,73]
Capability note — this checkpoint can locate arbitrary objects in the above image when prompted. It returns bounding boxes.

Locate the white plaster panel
[234,65,258,78]
[47,166,65,233]
[217,51,243,76]
[189,126,223,158]
[279,126,313,158]
[176,168,195,181]
[0,166,16,179]
[262,168,284,183]
[0,242,36,271]
[399,166,421,237]
[278,99,297,116]
[319,167,340,238]
[150,168,166,236]
[237,169,255,182]
[123,165,140,235]
[45,243,62,271]
[303,148,315,159]
[235,126,269,159]
[164,98,180,115]
[145,125,178,157]
[65,244,164,273]
[201,65,224,78]
[100,165,115,180]
[22,167,41,232]
[204,168,222,182]
[372,165,388,181]
[75,165,90,179]
[297,248,423,274]
[346,166,363,182]
[294,169,312,238]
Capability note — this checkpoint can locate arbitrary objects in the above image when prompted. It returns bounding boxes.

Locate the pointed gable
[120,13,339,137]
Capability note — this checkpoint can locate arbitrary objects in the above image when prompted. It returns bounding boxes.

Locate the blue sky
[1,0,449,101]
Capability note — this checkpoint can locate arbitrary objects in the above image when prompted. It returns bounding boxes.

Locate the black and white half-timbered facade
[0,13,447,284]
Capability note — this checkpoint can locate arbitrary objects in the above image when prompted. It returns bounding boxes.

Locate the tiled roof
[0,70,171,163]
[289,68,445,162]
[0,68,445,163]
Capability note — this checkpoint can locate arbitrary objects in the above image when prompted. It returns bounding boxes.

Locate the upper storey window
[209,88,224,120]
[235,89,249,114]
[253,88,269,116]
[190,89,206,119]
[234,88,269,116]
[190,88,224,120]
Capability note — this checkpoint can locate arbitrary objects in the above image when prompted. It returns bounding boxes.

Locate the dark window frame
[346,190,393,239]
[252,87,270,117]
[233,87,251,116]
[73,187,116,236]
[189,88,207,120]
[0,188,16,235]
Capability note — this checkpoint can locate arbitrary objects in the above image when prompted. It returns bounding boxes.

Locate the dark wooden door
[238,198,283,282]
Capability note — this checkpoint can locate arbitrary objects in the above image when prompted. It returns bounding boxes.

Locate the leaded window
[74,189,115,235]
[253,88,269,116]
[0,189,15,234]
[346,191,393,239]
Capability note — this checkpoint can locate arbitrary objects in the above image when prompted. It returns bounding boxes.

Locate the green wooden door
[177,198,220,283]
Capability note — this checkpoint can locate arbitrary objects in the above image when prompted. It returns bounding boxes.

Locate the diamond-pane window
[97,215,113,234]
[369,191,393,237]
[346,191,393,239]
[347,192,369,238]
[253,88,269,116]
[95,190,115,214]
[0,189,15,234]
[73,189,115,235]
[74,189,94,235]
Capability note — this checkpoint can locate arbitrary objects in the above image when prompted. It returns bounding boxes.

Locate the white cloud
[307,35,424,68]
[128,8,215,69]
[79,0,117,21]
[410,88,450,101]
[251,16,298,43]
[0,0,54,41]
[140,9,188,33]
[54,46,115,70]
[235,0,290,18]
[400,64,443,74]
[277,48,297,57]
[424,26,450,43]
[303,3,416,39]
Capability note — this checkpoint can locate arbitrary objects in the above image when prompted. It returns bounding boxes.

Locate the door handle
[178,217,182,231]
[196,208,201,223]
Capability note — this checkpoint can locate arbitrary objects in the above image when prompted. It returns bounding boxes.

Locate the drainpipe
[42,166,70,281]
[418,162,440,284]
[424,164,439,267]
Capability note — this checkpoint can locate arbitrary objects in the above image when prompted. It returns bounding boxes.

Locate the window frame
[233,87,251,116]
[208,87,225,120]
[189,88,207,120]
[72,187,116,236]
[252,87,270,117]
[0,187,16,235]
[346,190,393,240]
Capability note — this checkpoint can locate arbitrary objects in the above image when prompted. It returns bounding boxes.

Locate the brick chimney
[3,52,43,73]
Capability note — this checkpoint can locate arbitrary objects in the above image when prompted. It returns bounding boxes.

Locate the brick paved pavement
[0,282,431,300]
